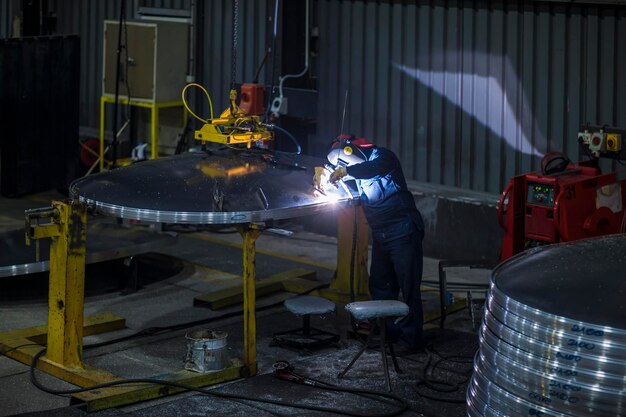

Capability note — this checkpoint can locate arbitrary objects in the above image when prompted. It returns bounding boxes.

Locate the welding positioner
[499,125,626,260]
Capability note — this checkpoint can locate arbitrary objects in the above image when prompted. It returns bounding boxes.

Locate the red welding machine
[499,127,626,260]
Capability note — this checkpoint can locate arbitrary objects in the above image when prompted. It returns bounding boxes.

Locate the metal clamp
[24,206,61,246]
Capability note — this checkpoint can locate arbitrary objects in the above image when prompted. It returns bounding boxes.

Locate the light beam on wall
[393,62,543,157]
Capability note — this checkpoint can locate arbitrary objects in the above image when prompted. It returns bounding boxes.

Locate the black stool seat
[273,296,339,350]
[339,300,409,391]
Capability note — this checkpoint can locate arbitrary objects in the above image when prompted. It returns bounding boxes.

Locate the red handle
[553,191,563,240]
[498,182,513,231]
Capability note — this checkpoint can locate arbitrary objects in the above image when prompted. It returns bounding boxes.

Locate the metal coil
[488,283,626,345]
[470,360,570,417]
[467,236,626,416]
[479,324,626,391]
[485,292,626,360]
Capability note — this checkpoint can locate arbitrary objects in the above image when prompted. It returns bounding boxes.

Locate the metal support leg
[151,103,159,159]
[302,315,311,336]
[338,328,373,379]
[378,318,391,392]
[47,200,87,367]
[99,96,106,172]
[238,224,262,376]
[321,205,370,303]
[438,262,447,328]
[388,341,401,373]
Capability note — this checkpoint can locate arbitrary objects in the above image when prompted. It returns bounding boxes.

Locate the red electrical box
[498,159,626,260]
[239,83,265,116]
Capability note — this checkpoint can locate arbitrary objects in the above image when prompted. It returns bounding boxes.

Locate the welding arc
[29,349,407,417]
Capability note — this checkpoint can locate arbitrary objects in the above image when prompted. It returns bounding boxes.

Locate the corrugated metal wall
[200,0,269,115]
[47,0,267,134]
[0,1,12,38]
[317,0,626,193]
[3,1,625,194]
[52,1,123,130]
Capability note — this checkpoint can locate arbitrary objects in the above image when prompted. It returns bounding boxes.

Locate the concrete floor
[0,190,491,417]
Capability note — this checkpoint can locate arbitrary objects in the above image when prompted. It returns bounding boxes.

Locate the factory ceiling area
[0,1,626,417]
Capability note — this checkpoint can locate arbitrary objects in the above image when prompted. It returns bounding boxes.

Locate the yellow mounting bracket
[194,89,272,148]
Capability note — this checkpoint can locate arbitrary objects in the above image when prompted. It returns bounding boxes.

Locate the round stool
[273,296,339,350]
[339,300,409,391]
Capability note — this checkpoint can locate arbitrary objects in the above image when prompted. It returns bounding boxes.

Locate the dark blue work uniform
[346,147,425,349]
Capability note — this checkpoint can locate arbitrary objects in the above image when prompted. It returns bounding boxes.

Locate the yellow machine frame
[99,96,188,171]
[193,89,272,148]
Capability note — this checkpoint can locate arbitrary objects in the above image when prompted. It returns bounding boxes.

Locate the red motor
[239,83,265,116]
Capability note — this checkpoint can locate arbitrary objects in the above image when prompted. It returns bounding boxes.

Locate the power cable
[30,347,405,417]
[266,124,301,155]
[22,271,409,416]
[15,257,443,415]
[264,0,280,121]
[409,347,476,405]
[111,0,126,169]
[253,49,270,84]
[84,282,330,351]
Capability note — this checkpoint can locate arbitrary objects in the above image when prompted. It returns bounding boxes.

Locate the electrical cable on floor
[408,347,475,405]
[84,282,330,351]
[29,348,407,417]
[20,267,406,416]
[1,343,43,355]
[0,343,45,380]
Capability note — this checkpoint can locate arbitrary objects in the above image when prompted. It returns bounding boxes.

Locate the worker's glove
[313,166,327,195]
[329,166,348,184]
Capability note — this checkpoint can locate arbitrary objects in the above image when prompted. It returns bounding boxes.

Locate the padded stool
[273,295,340,350]
[338,300,409,391]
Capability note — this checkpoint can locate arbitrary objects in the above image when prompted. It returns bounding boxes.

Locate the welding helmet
[327,134,375,167]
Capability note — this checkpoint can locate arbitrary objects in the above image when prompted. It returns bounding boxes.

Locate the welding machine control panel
[527,183,555,207]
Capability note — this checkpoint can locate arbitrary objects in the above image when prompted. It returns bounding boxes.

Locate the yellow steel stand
[236,224,263,376]
[0,199,251,411]
[319,204,371,303]
[99,96,188,171]
[66,224,265,409]
[42,200,87,366]
[0,200,127,387]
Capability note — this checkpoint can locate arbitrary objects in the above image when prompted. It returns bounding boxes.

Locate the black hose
[409,347,476,405]
[111,0,126,169]
[271,124,301,155]
[84,282,330,350]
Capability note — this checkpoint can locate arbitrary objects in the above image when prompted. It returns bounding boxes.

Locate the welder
[317,134,426,352]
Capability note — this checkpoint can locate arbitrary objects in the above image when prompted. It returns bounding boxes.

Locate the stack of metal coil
[467,235,626,417]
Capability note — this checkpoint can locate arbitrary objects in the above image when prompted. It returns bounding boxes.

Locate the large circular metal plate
[468,236,626,417]
[70,149,351,225]
[491,235,626,330]
[0,223,177,278]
